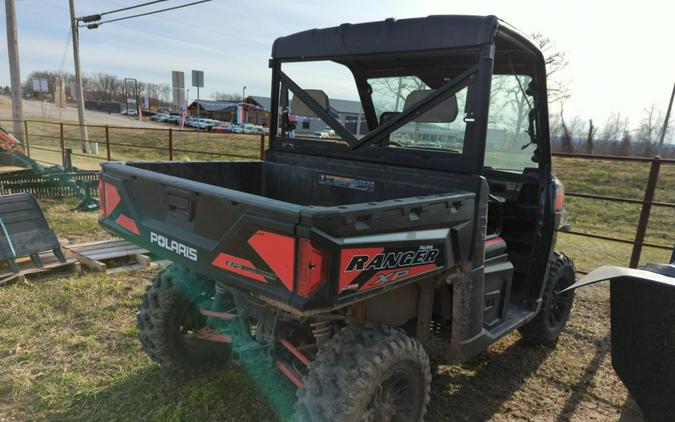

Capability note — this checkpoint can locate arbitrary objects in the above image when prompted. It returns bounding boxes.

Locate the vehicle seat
[377,112,401,146]
[485,235,507,260]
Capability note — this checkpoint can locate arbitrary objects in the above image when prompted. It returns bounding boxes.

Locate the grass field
[0,125,672,420]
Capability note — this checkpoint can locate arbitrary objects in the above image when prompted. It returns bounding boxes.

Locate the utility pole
[658,82,675,148]
[5,0,24,142]
[68,0,96,154]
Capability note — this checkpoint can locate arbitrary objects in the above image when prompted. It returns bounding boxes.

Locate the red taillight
[98,179,106,216]
[554,180,565,210]
[296,239,327,297]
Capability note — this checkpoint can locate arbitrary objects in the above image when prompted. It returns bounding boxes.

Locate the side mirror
[290,90,329,118]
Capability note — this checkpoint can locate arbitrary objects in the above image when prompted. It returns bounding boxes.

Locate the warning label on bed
[319,174,375,192]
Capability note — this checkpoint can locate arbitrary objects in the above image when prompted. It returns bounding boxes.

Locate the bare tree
[637,104,664,156]
[585,119,597,154]
[159,84,171,103]
[92,73,121,101]
[559,110,573,153]
[369,76,427,116]
[618,129,632,156]
[559,110,583,153]
[599,112,629,142]
[212,91,242,101]
[531,33,570,107]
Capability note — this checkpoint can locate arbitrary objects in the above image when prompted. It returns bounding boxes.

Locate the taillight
[296,239,327,297]
[98,179,106,216]
[554,179,565,210]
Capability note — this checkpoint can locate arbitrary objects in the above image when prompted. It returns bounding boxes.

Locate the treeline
[549,106,674,158]
[21,70,172,107]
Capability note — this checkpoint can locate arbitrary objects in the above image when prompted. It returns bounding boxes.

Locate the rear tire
[136,264,229,370]
[519,252,576,344]
[293,322,431,422]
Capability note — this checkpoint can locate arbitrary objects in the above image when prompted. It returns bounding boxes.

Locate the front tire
[136,264,229,370]
[293,322,431,422]
[519,252,576,344]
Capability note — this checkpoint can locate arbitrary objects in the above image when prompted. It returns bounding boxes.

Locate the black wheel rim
[548,272,574,328]
[363,367,418,422]
[175,290,212,351]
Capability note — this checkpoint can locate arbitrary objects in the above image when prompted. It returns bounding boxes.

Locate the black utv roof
[271,15,499,60]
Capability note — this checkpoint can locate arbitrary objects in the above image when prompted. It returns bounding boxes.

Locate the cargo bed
[99,155,478,312]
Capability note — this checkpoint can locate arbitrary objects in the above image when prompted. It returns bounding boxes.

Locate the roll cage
[268,15,551,176]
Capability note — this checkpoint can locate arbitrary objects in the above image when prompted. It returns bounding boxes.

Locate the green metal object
[0,123,99,212]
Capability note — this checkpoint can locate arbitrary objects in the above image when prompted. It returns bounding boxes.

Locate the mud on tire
[293,321,431,422]
[519,252,576,345]
[136,264,228,370]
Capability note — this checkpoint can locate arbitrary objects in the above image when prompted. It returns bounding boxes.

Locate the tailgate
[99,162,303,303]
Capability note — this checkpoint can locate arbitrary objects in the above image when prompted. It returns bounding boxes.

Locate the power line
[85,0,213,28]
[99,0,169,17]
[37,0,268,48]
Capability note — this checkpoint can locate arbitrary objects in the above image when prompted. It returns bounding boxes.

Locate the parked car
[229,124,244,134]
[150,114,170,122]
[166,115,181,125]
[242,124,264,134]
[211,122,233,133]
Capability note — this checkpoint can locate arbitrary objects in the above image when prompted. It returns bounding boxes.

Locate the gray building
[245,95,366,135]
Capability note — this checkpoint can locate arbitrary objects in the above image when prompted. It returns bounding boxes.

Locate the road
[0,96,164,128]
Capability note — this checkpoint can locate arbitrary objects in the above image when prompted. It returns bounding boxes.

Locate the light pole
[5,0,24,143]
[68,0,95,154]
[242,86,246,101]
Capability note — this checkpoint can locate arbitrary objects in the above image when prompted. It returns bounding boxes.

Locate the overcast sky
[1,0,673,128]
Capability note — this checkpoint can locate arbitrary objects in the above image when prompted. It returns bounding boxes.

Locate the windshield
[484,73,538,172]
[369,76,468,153]
[277,57,476,154]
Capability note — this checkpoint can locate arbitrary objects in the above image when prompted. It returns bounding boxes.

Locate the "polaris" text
[150,232,198,261]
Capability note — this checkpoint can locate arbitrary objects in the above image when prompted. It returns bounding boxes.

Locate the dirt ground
[427,283,645,422]
[0,200,648,422]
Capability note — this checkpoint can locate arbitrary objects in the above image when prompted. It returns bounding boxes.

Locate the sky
[1,0,674,129]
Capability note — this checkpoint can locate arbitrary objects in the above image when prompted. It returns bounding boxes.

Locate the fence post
[169,129,173,161]
[629,156,661,268]
[23,120,30,157]
[59,122,65,165]
[105,125,111,161]
[259,133,265,160]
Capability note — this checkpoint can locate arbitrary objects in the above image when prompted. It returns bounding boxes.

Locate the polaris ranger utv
[99,15,575,421]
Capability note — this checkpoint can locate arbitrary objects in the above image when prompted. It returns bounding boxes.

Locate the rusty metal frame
[552,152,675,270]
[0,119,266,162]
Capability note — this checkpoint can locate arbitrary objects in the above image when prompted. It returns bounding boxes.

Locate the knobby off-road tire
[293,322,431,422]
[519,252,576,344]
[136,264,228,370]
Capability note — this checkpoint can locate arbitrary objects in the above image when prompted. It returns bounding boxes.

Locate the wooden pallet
[0,250,80,286]
[65,238,155,274]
